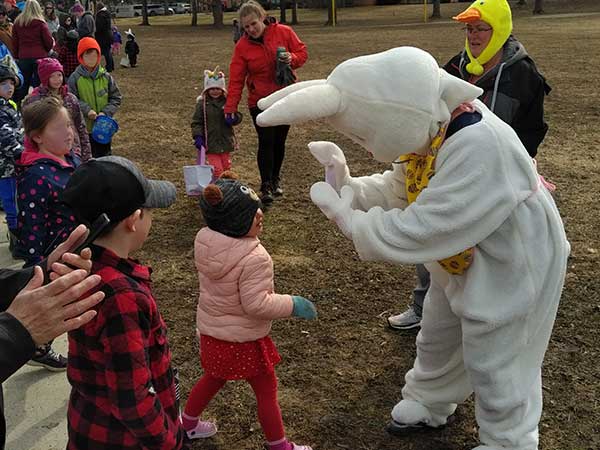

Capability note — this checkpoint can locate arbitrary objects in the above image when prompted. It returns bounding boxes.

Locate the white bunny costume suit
[257,47,569,450]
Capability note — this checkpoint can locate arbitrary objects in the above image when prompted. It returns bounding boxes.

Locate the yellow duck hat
[453,0,513,76]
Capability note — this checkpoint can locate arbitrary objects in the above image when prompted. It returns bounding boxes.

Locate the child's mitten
[224,113,237,126]
[291,296,317,320]
[194,135,204,150]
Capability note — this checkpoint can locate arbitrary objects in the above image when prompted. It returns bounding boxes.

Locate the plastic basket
[183,164,214,196]
[91,115,119,144]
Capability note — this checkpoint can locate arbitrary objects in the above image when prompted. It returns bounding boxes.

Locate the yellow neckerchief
[8,99,17,110]
[397,124,474,275]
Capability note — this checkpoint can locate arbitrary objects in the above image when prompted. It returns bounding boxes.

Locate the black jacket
[94,8,113,47]
[444,36,551,157]
[0,267,36,450]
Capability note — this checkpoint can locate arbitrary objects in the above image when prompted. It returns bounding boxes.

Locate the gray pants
[412,264,430,318]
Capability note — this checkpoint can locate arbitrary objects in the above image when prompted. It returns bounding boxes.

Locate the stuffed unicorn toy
[256,47,569,450]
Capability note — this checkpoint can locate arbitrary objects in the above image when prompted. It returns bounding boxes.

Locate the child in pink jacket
[183,171,316,450]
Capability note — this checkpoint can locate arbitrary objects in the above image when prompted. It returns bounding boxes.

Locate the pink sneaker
[182,418,217,439]
[291,444,313,450]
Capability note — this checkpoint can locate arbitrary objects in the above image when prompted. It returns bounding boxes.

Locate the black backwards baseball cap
[61,156,176,226]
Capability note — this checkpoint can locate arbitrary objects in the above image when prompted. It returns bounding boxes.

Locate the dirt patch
[111,4,599,449]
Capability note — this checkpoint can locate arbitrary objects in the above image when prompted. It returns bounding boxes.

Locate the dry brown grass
[111,2,600,449]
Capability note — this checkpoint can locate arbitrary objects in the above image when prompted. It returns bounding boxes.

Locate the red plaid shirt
[67,245,184,449]
[58,44,80,79]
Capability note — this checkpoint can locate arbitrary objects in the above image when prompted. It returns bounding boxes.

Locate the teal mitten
[291,296,317,320]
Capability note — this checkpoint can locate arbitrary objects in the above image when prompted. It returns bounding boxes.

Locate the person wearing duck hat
[443,0,550,159]
[67,36,122,157]
[387,0,553,333]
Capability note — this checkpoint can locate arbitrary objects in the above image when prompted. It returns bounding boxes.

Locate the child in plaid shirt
[57,29,79,79]
[61,156,185,449]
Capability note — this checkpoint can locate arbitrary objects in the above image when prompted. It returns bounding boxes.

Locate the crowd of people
[0,0,563,450]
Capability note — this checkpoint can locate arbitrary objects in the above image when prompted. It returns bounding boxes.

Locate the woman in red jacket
[225,0,307,204]
[12,0,54,104]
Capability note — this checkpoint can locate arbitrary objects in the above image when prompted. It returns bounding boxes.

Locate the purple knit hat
[37,58,64,87]
[70,3,84,13]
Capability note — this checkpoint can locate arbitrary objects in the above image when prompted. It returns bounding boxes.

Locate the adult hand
[98,112,106,116]
[87,110,98,121]
[278,51,292,64]
[308,141,349,191]
[310,182,356,239]
[46,224,92,281]
[6,267,104,346]
[291,296,317,320]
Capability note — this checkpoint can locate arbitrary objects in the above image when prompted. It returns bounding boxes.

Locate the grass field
[108,2,600,449]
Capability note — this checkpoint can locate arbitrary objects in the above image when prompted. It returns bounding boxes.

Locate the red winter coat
[12,19,54,59]
[225,18,307,113]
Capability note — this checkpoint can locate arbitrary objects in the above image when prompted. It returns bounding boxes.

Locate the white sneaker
[387,306,421,330]
[182,418,217,439]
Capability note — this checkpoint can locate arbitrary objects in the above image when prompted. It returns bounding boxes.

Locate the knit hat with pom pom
[199,171,261,237]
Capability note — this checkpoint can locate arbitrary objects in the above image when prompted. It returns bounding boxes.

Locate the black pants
[89,134,112,157]
[100,43,114,72]
[250,106,290,188]
[127,52,137,67]
[14,58,40,104]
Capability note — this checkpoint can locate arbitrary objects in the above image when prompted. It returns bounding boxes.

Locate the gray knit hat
[199,173,261,238]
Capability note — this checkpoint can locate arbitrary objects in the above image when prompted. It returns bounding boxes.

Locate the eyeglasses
[462,26,493,34]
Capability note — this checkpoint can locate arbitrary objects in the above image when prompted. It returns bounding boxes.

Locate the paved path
[1,212,70,450]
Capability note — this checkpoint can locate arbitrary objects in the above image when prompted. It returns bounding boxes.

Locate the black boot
[260,182,274,204]
[272,177,283,196]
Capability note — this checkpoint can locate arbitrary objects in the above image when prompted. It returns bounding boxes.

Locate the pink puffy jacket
[194,227,294,343]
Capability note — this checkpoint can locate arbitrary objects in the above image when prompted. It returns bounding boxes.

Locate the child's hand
[87,110,98,120]
[291,296,317,320]
[224,113,237,126]
[194,135,204,150]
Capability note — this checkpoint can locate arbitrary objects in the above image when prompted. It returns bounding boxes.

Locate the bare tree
[431,0,441,19]
[291,0,298,25]
[191,0,198,26]
[280,0,287,24]
[533,0,544,14]
[212,0,223,27]
[326,1,337,26]
[141,0,150,25]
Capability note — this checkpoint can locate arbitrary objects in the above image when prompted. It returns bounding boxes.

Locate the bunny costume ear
[256,46,484,162]
[257,83,342,127]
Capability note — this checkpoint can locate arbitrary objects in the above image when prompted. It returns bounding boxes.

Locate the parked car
[133,4,174,16]
[169,3,188,14]
[115,4,135,17]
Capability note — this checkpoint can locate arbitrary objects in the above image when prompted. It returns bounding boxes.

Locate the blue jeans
[0,177,17,230]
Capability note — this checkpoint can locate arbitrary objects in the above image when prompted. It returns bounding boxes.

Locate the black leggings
[14,58,40,104]
[250,106,290,187]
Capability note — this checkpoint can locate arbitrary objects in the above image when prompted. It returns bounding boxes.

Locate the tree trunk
[141,0,150,25]
[326,0,336,26]
[212,0,223,28]
[516,0,526,5]
[280,0,287,24]
[291,0,298,24]
[431,0,441,19]
[533,0,544,14]
[191,0,198,26]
